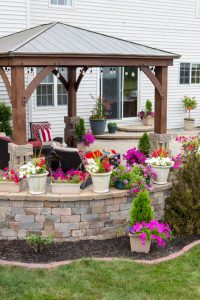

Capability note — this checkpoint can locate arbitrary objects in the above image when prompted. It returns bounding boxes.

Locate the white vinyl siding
[50,0,74,7]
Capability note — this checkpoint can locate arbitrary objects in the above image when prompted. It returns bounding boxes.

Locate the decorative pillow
[39,128,52,142]
[31,122,51,141]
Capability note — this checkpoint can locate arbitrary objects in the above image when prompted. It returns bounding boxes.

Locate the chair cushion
[0,136,13,142]
[28,140,42,149]
[39,128,52,142]
[31,122,51,141]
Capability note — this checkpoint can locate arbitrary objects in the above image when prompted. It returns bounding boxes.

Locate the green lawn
[0,246,199,300]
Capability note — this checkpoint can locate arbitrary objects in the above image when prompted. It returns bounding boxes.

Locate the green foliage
[75,118,86,139]
[138,132,151,157]
[182,96,197,119]
[90,96,110,119]
[130,190,154,226]
[107,122,117,128]
[0,101,12,136]
[26,234,53,253]
[165,153,200,236]
[145,99,153,113]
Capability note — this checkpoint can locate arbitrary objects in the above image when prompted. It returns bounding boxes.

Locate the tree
[130,190,154,225]
[138,132,151,157]
[75,118,86,140]
[0,101,12,136]
[164,153,200,236]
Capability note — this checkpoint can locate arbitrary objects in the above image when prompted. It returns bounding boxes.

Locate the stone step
[117,125,153,132]
[95,132,144,140]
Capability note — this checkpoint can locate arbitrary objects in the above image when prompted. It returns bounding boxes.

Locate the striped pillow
[39,128,52,142]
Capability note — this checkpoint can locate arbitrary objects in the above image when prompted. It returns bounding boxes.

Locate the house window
[180,63,200,85]
[50,0,73,7]
[180,63,190,84]
[36,68,68,107]
[191,64,200,84]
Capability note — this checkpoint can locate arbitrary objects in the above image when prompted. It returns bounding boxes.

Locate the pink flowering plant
[176,135,200,155]
[123,147,147,166]
[0,167,20,184]
[51,168,86,184]
[129,220,172,247]
[82,131,96,147]
[111,164,156,194]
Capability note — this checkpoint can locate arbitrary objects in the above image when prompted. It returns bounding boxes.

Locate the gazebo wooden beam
[0,67,12,102]
[11,66,26,145]
[154,66,168,134]
[0,56,174,67]
[52,69,70,91]
[68,67,77,117]
[75,66,88,91]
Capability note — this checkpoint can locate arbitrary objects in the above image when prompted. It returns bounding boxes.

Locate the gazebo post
[150,66,172,152]
[64,67,80,146]
[9,66,33,171]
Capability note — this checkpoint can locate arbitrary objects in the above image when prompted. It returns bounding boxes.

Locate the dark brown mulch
[0,235,199,263]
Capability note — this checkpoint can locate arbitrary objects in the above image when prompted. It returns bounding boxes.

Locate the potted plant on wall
[138,99,154,126]
[107,122,117,134]
[146,148,174,185]
[19,158,48,194]
[89,97,110,135]
[182,96,197,131]
[51,169,86,194]
[0,167,23,192]
[86,152,113,193]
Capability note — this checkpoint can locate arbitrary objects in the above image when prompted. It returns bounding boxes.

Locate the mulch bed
[0,235,199,263]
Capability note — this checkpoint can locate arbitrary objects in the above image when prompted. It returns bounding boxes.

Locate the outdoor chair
[30,122,63,145]
[52,145,91,189]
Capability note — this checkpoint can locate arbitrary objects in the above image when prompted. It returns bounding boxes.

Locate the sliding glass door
[101,67,138,119]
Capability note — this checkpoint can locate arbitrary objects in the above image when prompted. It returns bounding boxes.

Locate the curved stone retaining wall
[0,183,172,241]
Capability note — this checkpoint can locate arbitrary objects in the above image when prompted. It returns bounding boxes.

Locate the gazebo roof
[0,22,179,59]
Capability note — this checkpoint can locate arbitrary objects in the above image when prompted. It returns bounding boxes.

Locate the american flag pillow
[38,128,52,142]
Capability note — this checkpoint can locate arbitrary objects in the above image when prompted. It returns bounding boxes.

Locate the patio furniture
[30,122,63,144]
[0,136,53,170]
[52,145,91,189]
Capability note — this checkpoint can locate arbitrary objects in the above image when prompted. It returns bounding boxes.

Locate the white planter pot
[27,172,48,195]
[51,182,81,194]
[184,119,195,131]
[129,234,151,253]
[152,165,170,185]
[143,117,154,126]
[90,171,112,193]
[0,132,6,137]
[0,179,26,193]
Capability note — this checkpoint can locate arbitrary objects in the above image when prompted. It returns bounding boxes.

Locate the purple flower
[83,131,96,147]
[123,147,147,166]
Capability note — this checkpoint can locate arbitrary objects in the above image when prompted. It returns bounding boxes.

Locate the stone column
[149,133,175,154]
[8,143,33,172]
[64,116,80,147]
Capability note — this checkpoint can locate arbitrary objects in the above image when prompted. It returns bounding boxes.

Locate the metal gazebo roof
[0,22,179,59]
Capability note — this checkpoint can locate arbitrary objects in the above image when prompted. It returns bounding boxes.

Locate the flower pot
[115,181,125,190]
[89,119,106,135]
[184,118,195,131]
[27,172,48,195]
[152,165,170,185]
[90,171,112,193]
[108,125,117,134]
[129,234,151,253]
[51,182,81,194]
[0,179,26,193]
[143,117,154,126]
[0,132,6,137]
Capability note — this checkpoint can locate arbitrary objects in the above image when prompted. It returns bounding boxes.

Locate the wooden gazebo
[0,22,180,146]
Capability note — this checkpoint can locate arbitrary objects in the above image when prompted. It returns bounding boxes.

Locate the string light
[131,72,135,77]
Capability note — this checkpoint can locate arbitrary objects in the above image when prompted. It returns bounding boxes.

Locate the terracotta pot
[129,234,151,253]
[27,172,48,195]
[51,182,81,194]
[143,117,154,126]
[184,119,195,131]
[152,165,170,185]
[90,171,112,193]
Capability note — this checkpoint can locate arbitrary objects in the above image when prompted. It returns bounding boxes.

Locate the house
[0,0,200,138]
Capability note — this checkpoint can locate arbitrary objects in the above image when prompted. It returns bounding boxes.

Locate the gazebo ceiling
[0,22,179,60]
